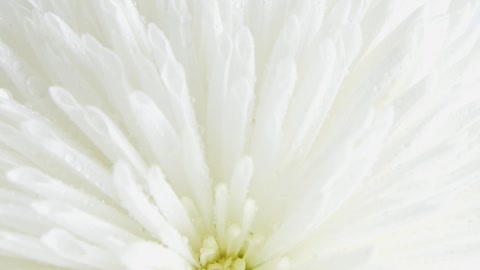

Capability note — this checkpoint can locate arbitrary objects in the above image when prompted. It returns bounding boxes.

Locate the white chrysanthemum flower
[1,0,480,269]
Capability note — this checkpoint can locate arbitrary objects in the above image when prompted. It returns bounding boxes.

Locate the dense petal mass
[0,0,480,269]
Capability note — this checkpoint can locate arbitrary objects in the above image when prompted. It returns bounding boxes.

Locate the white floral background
[0,0,480,269]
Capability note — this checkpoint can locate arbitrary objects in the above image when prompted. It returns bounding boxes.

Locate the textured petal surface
[0,0,480,269]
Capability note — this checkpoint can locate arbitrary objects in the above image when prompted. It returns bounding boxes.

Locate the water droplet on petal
[65,154,75,164]
[13,61,23,71]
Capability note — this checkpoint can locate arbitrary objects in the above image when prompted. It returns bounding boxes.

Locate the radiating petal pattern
[1,0,480,269]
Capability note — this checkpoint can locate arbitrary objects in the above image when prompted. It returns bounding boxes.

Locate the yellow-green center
[198,236,247,270]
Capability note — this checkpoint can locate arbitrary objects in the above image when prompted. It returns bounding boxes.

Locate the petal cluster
[0,0,480,270]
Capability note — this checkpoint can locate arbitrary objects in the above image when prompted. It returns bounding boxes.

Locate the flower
[1,0,480,269]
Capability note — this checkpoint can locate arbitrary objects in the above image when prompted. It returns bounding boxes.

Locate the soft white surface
[0,0,479,269]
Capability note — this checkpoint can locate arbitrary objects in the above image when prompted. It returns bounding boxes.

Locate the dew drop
[65,154,75,164]
[213,19,224,35]
[13,61,23,71]
[75,163,83,172]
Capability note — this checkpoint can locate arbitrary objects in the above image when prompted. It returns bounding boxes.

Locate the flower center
[198,236,247,270]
